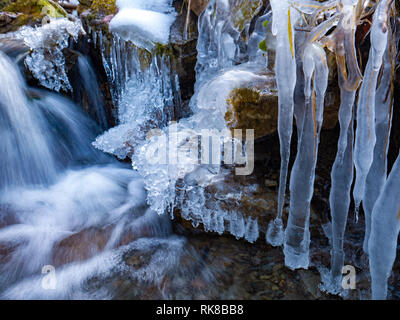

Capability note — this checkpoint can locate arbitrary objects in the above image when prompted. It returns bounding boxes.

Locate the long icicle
[324,0,362,293]
[363,36,394,255]
[328,85,355,293]
[284,43,329,269]
[353,0,392,217]
[266,0,298,247]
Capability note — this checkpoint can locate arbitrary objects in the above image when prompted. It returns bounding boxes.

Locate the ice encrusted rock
[94,0,271,243]
[130,63,263,241]
[13,18,84,92]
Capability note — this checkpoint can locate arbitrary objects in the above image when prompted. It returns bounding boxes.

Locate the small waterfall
[0,51,57,188]
[0,47,182,299]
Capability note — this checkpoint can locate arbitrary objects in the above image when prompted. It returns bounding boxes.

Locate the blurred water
[0,50,180,299]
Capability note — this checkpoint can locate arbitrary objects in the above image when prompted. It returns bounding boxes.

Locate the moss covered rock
[5,0,67,17]
[90,0,116,16]
[225,62,341,140]
[0,0,67,33]
[224,71,279,140]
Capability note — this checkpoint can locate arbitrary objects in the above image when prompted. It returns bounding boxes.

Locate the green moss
[90,0,117,16]
[258,39,267,52]
[153,43,174,58]
[226,88,262,127]
[138,47,152,70]
[226,87,278,139]
[5,0,67,18]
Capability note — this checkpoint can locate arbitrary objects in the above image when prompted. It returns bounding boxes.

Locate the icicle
[328,86,355,293]
[353,0,392,216]
[326,0,395,296]
[266,0,298,247]
[326,0,365,292]
[283,43,328,269]
[363,39,394,254]
[245,217,259,243]
[369,151,400,300]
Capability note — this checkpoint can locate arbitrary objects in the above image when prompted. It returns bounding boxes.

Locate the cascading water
[0,51,57,189]
[0,24,184,299]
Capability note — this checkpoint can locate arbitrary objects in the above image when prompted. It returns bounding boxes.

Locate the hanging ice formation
[263,0,398,299]
[363,36,394,255]
[326,0,361,293]
[131,0,271,242]
[194,0,265,88]
[92,35,180,159]
[94,0,269,243]
[91,33,180,159]
[266,0,298,247]
[353,0,390,217]
[365,0,397,300]
[284,43,329,269]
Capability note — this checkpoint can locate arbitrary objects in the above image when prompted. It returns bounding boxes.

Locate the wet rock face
[66,36,117,128]
[0,37,28,58]
[170,0,199,105]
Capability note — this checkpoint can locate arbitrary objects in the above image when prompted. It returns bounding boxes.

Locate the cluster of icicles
[265,0,397,299]
[88,0,399,299]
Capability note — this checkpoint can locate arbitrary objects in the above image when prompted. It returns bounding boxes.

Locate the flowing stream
[0,49,183,299]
